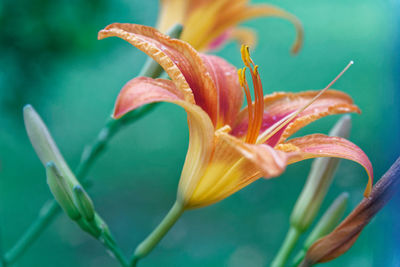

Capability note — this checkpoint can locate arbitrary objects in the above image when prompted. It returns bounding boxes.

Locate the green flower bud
[305,192,348,249]
[72,185,95,222]
[76,217,101,238]
[292,193,348,266]
[46,162,81,221]
[290,115,351,232]
[23,105,80,188]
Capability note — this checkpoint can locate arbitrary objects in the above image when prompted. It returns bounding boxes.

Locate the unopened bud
[46,162,81,220]
[76,217,101,238]
[292,193,348,266]
[24,105,79,188]
[300,157,400,266]
[72,185,95,222]
[290,115,351,232]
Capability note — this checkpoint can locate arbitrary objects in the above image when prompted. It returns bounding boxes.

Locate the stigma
[238,45,264,144]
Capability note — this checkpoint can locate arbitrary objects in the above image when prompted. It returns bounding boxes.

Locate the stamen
[257,61,354,144]
[239,45,265,144]
[241,45,251,66]
[238,68,254,142]
[246,65,264,143]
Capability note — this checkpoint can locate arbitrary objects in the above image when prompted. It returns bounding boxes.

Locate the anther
[254,65,259,75]
[237,69,243,86]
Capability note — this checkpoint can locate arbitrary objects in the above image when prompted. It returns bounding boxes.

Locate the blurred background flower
[0,0,399,266]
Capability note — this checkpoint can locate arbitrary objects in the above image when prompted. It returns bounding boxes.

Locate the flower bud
[292,192,348,266]
[72,185,95,222]
[300,156,400,266]
[24,105,79,188]
[46,162,81,221]
[76,217,101,238]
[290,115,351,232]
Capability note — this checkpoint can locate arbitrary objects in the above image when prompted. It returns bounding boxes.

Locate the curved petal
[207,27,257,51]
[218,132,292,178]
[181,0,232,50]
[192,3,303,53]
[225,4,303,54]
[111,76,215,205]
[98,23,221,124]
[276,134,373,197]
[187,130,295,208]
[231,90,360,147]
[113,77,185,118]
[186,127,256,208]
[200,54,243,127]
[157,0,188,33]
[228,27,257,48]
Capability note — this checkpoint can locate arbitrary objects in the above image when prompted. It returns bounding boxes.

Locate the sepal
[46,162,81,221]
[72,185,95,222]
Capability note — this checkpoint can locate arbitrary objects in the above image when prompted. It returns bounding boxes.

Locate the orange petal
[157,0,188,33]
[219,132,291,178]
[237,5,304,54]
[113,77,185,118]
[98,23,220,124]
[301,157,400,266]
[186,127,257,208]
[111,76,215,204]
[232,90,360,147]
[229,27,257,48]
[181,0,232,50]
[186,129,296,208]
[201,3,303,53]
[277,134,373,197]
[201,54,243,127]
[206,27,257,51]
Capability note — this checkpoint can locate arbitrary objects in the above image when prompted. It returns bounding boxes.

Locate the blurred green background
[1,0,399,266]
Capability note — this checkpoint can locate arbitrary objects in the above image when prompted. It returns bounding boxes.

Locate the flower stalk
[271,227,301,267]
[292,192,349,266]
[131,201,185,266]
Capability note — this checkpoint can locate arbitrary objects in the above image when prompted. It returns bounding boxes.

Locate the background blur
[1,0,399,266]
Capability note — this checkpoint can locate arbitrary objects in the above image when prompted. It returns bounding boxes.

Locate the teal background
[1,0,399,266]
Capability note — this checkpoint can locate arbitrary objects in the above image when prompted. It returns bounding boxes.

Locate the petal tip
[363,176,373,198]
[98,23,123,40]
[97,29,110,40]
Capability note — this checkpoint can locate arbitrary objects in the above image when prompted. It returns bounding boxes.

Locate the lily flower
[98,23,373,209]
[156,0,303,52]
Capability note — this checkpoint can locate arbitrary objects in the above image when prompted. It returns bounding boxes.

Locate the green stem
[102,235,129,267]
[291,250,306,267]
[271,227,301,267]
[3,201,59,264]
[130,201,184,266]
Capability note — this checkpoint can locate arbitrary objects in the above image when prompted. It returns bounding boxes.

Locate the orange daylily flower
[98,23,373,209]
[157,0,303,52]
